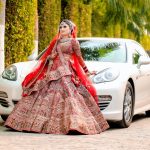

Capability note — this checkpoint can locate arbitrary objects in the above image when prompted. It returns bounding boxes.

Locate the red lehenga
[5,38,109,135]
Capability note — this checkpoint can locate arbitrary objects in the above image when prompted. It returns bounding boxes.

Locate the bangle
[83,66,89,73]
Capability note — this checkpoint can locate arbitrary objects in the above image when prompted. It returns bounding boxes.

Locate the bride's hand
[48,52,57,60]
[91,71,97,75]
[86,71,97,77]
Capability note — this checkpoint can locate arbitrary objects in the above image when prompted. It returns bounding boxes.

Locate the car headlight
[2,65,17,81]
[93,68,120,83]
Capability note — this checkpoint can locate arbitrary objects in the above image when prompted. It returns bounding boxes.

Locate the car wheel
[119,82,134,128]
[1,115,8,121]
[146,110,150,117]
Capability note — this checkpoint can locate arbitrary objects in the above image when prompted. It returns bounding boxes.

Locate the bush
[5,0,36,66]
[38,0,61,52]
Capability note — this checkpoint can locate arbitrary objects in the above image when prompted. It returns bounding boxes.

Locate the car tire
[146,110,150,117]
[119,82,134,128]
[1,115,8,121]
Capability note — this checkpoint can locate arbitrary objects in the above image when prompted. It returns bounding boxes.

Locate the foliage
[78,3,92,37]
[0,0,3,23]
[91,0,150,49]
[38,0,61,52]
[0,0,2,9]
[103,0,150,41]
[141,34,150,50]
[91,0,107,36]
[4,0,150,66]
[61,0,92,37]
[5,0,36,66]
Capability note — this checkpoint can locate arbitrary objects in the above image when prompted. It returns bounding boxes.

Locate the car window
[79,40,127,63]
[133,50,140,64]
[127,41,149,64]
[36,39,127,63]
[129,41,149,57]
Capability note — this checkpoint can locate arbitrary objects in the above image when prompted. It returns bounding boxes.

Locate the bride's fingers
[91,71,97,75]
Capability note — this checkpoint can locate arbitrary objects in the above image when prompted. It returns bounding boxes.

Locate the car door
[128,42,150,109]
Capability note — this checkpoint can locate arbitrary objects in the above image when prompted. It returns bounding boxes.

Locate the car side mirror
[137,56,150,68]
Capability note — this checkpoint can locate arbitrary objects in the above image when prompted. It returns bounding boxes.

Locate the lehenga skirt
[5,75,109,135]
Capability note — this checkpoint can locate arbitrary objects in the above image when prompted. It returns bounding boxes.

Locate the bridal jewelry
[59,38,71,43]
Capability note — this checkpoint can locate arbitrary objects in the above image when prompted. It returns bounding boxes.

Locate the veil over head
[59,19,77,38]
[40,19,77,60]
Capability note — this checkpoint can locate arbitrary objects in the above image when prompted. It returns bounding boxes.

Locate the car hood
[14,60,38,79]
[13,60,129,80]
[85,61,126,72]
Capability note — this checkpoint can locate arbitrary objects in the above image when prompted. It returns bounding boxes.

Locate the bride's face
[59,22,71,37]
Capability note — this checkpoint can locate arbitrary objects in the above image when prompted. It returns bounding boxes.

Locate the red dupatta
[71,54,98,103]
[22,34,59,94]
[22,22,98,103]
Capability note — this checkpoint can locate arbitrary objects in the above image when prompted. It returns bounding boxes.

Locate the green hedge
[5,0,36,67]
[38,0,61,52]
[91,0,107,37]
[0,1,2,15]
[78,3,91,37]
[4,0,150,66]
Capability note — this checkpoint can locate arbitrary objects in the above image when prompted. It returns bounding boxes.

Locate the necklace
[59,38,71,43]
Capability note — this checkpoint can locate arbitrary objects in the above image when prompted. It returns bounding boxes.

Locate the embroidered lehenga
[5,38,109,135]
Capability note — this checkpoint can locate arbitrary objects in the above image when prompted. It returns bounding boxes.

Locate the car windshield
[79,40,127,63]
[36,39,127,63]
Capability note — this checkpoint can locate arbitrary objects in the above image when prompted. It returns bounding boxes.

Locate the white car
[0,37,150,127]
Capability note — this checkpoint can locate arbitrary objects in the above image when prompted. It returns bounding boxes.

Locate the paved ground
[0,114,150,150]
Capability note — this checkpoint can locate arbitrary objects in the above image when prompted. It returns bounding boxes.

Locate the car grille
[0,98,9,107]
[98,95,112,111]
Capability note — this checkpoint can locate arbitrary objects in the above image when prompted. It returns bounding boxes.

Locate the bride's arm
[72,39,90,75]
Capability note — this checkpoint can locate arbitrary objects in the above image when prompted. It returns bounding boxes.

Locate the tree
[0,0,6,74]
[28,1,38,60]
[91,0,107,37]
[5,0,36,66]
[104,0,150,41]
[38,0,61,52]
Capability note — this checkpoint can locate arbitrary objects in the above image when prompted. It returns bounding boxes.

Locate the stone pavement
[0,114,150,150]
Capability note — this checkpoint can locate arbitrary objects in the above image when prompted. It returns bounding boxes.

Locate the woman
[5,19,109,134]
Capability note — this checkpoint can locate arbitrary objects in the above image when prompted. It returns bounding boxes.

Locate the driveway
[0,114,150,150]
